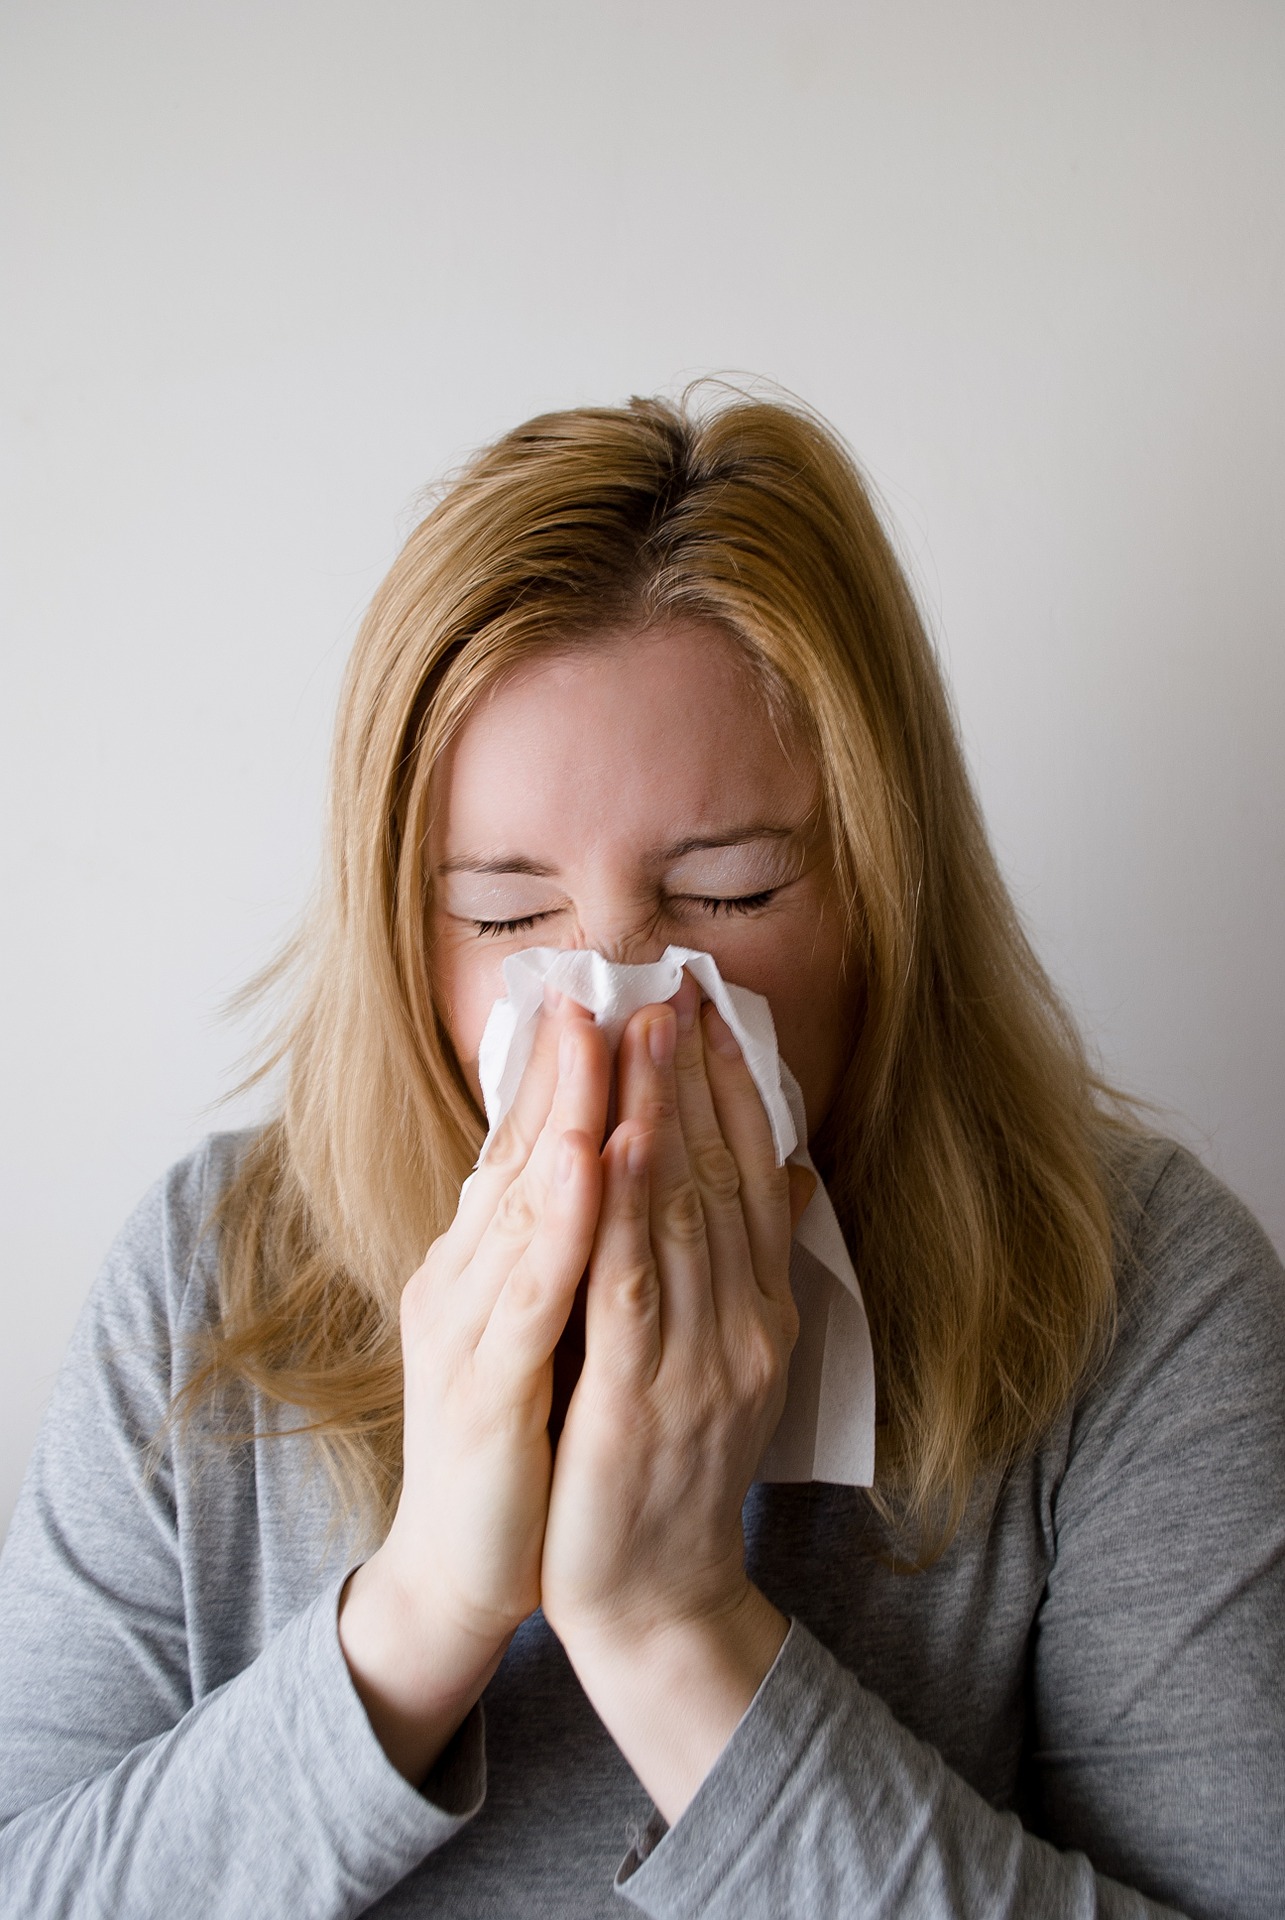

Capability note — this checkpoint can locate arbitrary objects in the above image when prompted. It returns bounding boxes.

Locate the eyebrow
[437,823,804,877]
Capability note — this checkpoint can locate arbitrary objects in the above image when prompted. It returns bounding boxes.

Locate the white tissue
[475,945,876,1487]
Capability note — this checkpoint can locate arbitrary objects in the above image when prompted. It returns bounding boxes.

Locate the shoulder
[1060,1129,1285,1497]
[1102,1133,1283,1396]
[3,1129,270,1583]
[1109,1130,1281,1290]
[72,1127,265,1368]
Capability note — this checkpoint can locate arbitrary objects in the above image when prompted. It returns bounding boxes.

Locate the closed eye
[466,888,781,938]
[680,889,780,917]
[468,911,556,938]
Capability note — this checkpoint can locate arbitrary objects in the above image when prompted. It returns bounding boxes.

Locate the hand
[541,973,809,1818]
[339,992,609,1781]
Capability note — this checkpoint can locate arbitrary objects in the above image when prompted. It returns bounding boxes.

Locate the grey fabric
[0,1131,1282,1918]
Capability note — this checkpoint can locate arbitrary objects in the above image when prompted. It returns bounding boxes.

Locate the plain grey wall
[2,0,1282,1538]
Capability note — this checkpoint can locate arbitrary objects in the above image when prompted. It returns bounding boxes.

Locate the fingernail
[647,1009,676,1068]
[626,1131,650,1177]
[557,1135,575,1183]
[704,1003,741,1059]
[674,975,698,1032]
[544,983,563,1013]
[559,1027,578,1077]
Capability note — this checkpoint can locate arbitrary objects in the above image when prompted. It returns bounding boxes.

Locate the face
[428,621,858,1140]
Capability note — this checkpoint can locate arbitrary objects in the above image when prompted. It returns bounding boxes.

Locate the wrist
[338,1551,511,1785]
[558,1585,789,1824]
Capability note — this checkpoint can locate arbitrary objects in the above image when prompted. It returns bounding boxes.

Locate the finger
[615,998,714,1340]
[701,1002,793,1308]
[448,996,601,1261]
[517,1011,610,1210]
[444,988,567,1255]
[474,1128,602,1385]
[667,972,760,1323]
[582,1123,660,1389]
[459,1015,610,1332]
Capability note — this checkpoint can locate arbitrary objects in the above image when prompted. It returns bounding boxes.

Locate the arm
[611,1621,1190,1918]
[0,1145,482,1920]
[543,984,1284,1917]
[1028,1144,1285,1911]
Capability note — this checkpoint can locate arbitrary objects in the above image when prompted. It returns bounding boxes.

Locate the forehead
[431,622,816,858]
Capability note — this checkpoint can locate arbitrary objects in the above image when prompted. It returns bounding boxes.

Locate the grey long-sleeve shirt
[0,1131,1282,1918]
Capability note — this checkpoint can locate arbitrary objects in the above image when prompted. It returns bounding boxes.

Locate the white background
[2,0,1282,1537]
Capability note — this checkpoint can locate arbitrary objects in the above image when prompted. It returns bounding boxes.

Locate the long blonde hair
[193,386,1124,1555]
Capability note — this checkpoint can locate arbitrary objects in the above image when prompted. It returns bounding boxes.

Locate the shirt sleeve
[616,1146,1285,1920]
[0,1144,486,1919]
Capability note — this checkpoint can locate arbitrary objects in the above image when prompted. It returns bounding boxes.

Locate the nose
[565,900,669,967]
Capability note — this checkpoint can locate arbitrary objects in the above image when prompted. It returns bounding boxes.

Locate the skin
[338,621,859,1822]
[427,621,855,1136]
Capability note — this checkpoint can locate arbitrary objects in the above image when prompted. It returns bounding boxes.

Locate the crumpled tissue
[475,944,875,1486]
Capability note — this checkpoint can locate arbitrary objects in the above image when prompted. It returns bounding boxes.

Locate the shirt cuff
[292,1573,487,1872]
[614,1616,830,1915]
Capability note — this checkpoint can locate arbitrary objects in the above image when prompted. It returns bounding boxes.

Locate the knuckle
[493,1179,539,1244]
[742,1323,787,1404]
[502,1259,548,1320]
[661,1178,707,1245]
[674,1043,707,1085]
[483,1111,530,1181]
[400,1244,443,1327]
[641,1091,679,1130]
[611,1255,660,1312]
[398,1278,424,1340]
[410,1238,442,1289]
[691,1141,741,1206]
[762,1160,791,1208]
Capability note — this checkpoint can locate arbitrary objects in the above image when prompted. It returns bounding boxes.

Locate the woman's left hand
[541,972,811,1821]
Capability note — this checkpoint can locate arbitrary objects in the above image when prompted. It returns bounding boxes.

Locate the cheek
[713,912,853,1135]
[430,927,508,1091]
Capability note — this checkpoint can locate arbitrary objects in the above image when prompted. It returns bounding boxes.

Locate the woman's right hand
[338,992,610,1782]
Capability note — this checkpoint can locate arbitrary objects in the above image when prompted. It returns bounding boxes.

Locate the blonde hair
[192,386,1125,1556]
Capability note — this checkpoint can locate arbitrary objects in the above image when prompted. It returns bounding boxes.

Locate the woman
[1,390,1281,1918]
